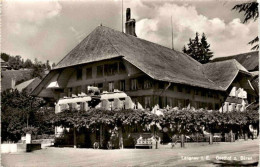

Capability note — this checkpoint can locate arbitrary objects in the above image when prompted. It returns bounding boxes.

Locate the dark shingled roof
[212,51,259,71]
[203,59,249,90]
[54,26,223,90]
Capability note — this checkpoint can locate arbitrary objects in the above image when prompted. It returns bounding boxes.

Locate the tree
[32,63,45,79]
[52,62,56,69]
[1,53,10,62]
[232,1,258,50]
[183,32,213,64]
[200,33,213,64]
[8,55,23,70]
[46,60,51,70]
[24,59,33,68]
[1,89,51,142]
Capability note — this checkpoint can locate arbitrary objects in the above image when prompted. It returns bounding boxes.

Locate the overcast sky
[2,0,258,64]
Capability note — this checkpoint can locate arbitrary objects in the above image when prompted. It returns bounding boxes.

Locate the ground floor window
[108,82,114,92]
[144,96,151,109]
[119,80,125,91]
[131,79,137,90]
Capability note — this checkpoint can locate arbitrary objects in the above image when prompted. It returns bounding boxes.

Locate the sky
[1,0,258,65]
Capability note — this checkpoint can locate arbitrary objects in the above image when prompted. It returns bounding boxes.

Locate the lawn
[2,139,259,167]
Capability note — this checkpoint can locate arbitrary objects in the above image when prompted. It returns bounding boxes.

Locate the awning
[46,73,60,89]
[57,96,92,105]
[100,92,128,100]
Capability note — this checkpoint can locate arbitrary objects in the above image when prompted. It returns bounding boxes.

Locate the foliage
[52,109,259,135]
[1,89,53,142]
[1,52,52,78]
[232,2,258,50]
[183,32,213,64]
[1,53,10,62]
[8,56,23,70]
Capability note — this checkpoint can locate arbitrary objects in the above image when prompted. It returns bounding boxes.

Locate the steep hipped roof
[203,59,250,90]
[54,26,222,90]
[212,51,259,71]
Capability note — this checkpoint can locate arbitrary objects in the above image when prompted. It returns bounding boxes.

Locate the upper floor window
[108,82,114,92]
[119,80,125,91]
[201,90,206,97]
[186,86,191,94]
[131,79,138,90]
[177,85,182,92]
[86,67,92,79]
[104,63,118,76]
[119,62,126,74]
[76,68,82,80]
[194,89,199,95]
[144,79,152,89]
[97,65,103,77]
[158,82,164,89]
[208,91,213,98]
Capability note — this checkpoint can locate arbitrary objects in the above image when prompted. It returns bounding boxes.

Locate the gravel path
[2,140,259,167]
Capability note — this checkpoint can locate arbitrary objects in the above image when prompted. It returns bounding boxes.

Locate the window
[158,82,164,89]
[194,89,199,95]
[170,84,175,91]
[177,85,182,92]
[68,87,72,97]
[97,83,103,93]
[201,90,206,97]
[104,63,118,76]
[215,103,220,110]
[213,93,219,99]
[144,96,151,108]
[108,82,114,92]
[97,83,103,88]
[86,67,92,79]
[144,79,152,89]
[131,79,138,90]
[119,62,126,74]
[76,68,82,80]
[208,103,213,110]
[186,86,191,94]
[208,91,213,98]
[97,65,103,77]
[119,80,125,91]
[75,86,82,95]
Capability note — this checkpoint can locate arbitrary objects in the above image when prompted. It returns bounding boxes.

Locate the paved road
[2,140,259,167]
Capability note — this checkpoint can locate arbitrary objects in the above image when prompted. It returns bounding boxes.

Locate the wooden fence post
[73,127,77,148]
[181,134,185,148]
[100,124,103,148]
[118,127,124,149]
[209,133,213,145]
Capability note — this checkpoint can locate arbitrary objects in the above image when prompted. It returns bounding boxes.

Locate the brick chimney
[125,8,137,37]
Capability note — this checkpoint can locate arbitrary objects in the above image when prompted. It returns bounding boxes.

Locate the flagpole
[122,0,123,33]
[171,16,174,50]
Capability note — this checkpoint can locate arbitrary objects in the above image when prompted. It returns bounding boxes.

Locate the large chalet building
[32,9,258,112]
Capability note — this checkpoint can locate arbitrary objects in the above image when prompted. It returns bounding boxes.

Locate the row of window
[76,62,126,80]
[132,96,220,110]
[158,82,218,98]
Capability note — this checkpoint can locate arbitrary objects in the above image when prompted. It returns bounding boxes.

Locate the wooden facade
[48,57,225,110]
